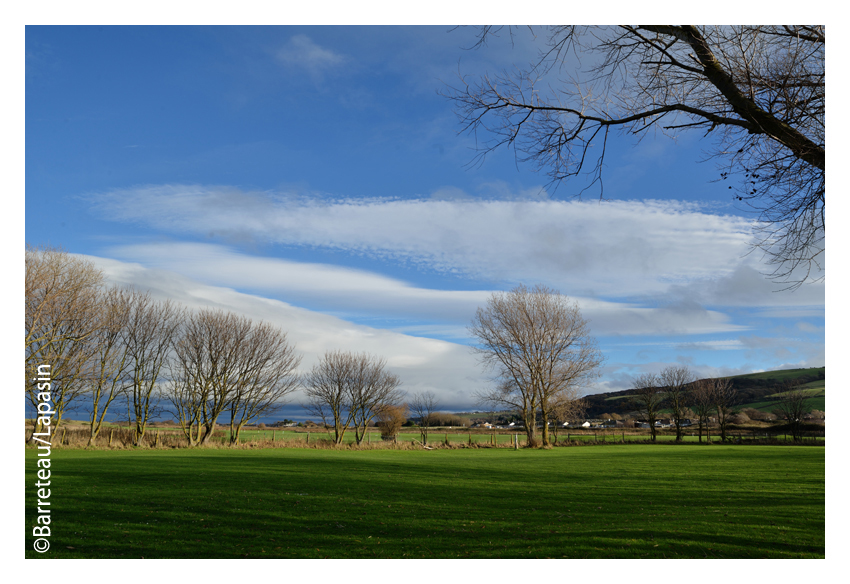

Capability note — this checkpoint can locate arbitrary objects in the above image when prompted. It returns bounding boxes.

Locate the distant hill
[583,367,825,418]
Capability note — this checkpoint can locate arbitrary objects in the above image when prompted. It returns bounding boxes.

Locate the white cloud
[665,264,825,309]
[86,184,804,306]
[676,340,745,351]
[105,241,748,338]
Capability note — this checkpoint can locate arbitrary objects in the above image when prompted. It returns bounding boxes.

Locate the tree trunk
[200,421,218,445]
[540,404,550,446]
[523,408,537,447]
[229,421,247,446]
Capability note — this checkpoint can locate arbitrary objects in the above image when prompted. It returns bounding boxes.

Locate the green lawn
[25,444,824,559]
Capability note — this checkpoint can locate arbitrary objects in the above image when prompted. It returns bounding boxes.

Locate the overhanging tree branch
[446,25,825,288]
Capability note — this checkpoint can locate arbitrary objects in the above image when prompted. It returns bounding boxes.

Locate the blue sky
[25,25,825,411]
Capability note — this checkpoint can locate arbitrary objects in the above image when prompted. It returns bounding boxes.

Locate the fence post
[273,430,276,442]
[61,428,66,446]
[307,432,310,443]
[109,428,114,447]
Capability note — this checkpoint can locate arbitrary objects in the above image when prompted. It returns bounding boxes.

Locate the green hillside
[584,367,824,418]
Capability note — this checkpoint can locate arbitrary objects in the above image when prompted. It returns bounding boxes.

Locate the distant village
[470,418,693,430]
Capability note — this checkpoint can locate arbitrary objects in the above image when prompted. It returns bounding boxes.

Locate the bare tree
[225,322,301,445]
[447,26,824,288]
[86,287,133,446]
[25,245,104,439]
[169,309,255,446]
[408,390,440,445]
[303,351,403,445]
[547,392,587,442]
[711,377,737,442]
[470,284,603,447]
[690,378,715,442]
[348,355,404,445]
[123,292,183,445]
[303,350,358,444]
[165,373,203,446]
[774,382,816,442]
[632,373,664,442]
[659,366,695,442]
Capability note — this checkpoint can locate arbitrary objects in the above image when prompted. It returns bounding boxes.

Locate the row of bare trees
[26,246,432,449]
[632,368,738,443]
[28,246,816,450]
[26,245,304,447]
[632,368,819,443]
[26,246,184,445]
[690,376,738,443]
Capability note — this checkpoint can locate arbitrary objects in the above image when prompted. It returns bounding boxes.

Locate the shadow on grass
[25,447,824,558]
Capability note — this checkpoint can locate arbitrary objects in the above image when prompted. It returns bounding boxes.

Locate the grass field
[744,385,825,413]
[25,444,824,559]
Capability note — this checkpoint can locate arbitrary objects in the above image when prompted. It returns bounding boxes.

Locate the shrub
[429,412,469,427]
[376,404,408,440]
[728,412,751,425]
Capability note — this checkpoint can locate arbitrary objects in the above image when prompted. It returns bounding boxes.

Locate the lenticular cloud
[88,185,756,297]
